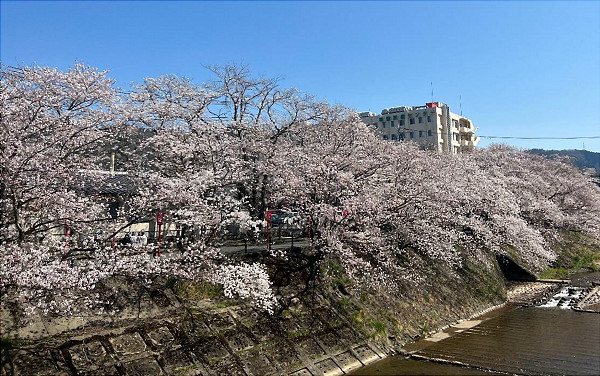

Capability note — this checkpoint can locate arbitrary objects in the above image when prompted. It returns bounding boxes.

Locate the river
[350,283,600,376]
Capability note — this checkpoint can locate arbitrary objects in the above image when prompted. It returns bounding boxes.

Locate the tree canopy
[2,64,600,317]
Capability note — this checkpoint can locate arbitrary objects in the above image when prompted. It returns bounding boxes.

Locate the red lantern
[265,210,273,252]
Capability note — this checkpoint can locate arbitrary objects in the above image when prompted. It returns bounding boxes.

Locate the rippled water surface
[350,356,502,375]
[352,307,600,375]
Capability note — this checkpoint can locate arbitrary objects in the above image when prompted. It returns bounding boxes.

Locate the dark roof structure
[79,171,137,196]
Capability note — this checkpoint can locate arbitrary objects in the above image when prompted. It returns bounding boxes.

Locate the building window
[428,130,433,137]
[418,117,423,123]
[419,131,424,137]
[410,118,415,125]
[400,119,405,126]
[400,132,405,140]
[391,134,398,140]
[427,115,432,122]
[410,132,414,138]
[383,135,389,140]
[386,116,391,121]
[401,114,405,119]
[393,115,397,120]
[391,121,395,127]
[379,117,384,122]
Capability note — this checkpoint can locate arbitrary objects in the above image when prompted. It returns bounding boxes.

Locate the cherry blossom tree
[3,64,600,322]
[0,64,120,246]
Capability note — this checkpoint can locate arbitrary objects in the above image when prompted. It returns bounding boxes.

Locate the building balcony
[460,126,475,134]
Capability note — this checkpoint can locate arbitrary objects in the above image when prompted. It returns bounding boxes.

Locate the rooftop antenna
[431,82,433,102]
[460,95,463,116]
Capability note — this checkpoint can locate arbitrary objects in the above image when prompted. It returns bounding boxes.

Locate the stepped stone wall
[1,284,392,376]
[1,252,515,375]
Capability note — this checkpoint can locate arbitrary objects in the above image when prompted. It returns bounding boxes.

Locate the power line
[479,135,600,140]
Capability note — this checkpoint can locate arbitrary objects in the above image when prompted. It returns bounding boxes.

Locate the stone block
[181,317,212,338]
[236,308,262,327]
[10,350,61,375]
[316,332,345,353]
[314,358,342,376]
[293,337,326,359]
[315,308,343,328]
[194,338,230,361]
[225,331,255,352]
[239,348,276,375]
[68,341,112,371]
[262,341,302,371]
[79,365,120,375]
[207,356,246,376]
[158,349,195,375]
[289,367,314,376]
[248,322,277,342]
[352,344,381,364]
[333,351,361,373]
[109,332,148,358]
[11,315,50,340]
[336,326,359,342]
[206,312,236,331]
[147,326,176,349]
[122,356,163,376]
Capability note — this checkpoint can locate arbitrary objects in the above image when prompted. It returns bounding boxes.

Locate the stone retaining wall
[2,289,391,376]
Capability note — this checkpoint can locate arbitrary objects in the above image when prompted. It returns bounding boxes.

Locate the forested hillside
[529,149,600,172]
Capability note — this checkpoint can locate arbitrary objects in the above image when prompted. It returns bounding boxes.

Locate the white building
[359,102,479,153]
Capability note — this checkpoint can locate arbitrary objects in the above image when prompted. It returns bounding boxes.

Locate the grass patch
[539,231,600,279]
[214,300,238,308]
[338,297,350,310]
[173,280,223,300]
[327,259,343,274]
[539,267,570,280]
[370,320,386,335]
[288,328,312,339]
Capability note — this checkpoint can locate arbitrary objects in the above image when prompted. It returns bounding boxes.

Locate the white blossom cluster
[2,64,600,318]
[210,262,277,314]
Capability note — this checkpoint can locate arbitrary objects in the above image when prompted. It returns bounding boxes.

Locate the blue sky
[2,1,599,151]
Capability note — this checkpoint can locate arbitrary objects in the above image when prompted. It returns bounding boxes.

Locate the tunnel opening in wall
[495,254,537,282]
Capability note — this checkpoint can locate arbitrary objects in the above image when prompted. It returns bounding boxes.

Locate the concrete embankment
[4,233,598,376]
[1,254,509,375]
[1,280,561,376]
[1,282,390,376]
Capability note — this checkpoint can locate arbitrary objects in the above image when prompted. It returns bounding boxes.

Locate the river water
[351,288,600,376]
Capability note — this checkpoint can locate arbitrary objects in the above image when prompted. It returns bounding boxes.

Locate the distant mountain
[528,149,600,172]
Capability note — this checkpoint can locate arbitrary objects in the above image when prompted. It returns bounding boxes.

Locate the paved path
[219,239,310,255]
